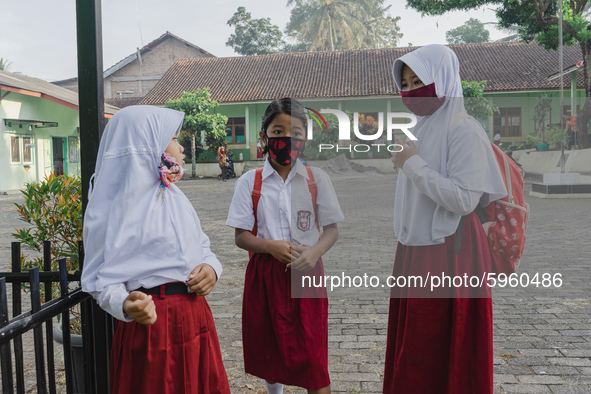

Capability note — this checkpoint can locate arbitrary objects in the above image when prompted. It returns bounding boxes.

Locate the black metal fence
[0,241,113,394]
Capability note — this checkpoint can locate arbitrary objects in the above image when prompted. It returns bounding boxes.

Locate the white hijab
[82,105,216,293]
[392,45,507,246]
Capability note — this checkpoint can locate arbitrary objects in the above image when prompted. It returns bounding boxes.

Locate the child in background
[226,98,344,394]
[257,137,263,160]
[218,146,228,181]
[82,105,230,394]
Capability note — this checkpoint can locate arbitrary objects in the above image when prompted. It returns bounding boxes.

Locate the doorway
[52,137,66,176]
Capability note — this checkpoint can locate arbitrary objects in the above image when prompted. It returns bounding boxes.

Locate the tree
[446,18,490,44]
[357,0,403,48]
[462,80,498,122]
[406,0,591,147]
[285,0,402,51]
[226,7,286,55]
[0,58,13,71]
[164,89,228,178]
[286,0,361,51]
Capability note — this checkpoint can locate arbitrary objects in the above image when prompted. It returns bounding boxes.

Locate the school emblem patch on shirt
[296,210,313,231]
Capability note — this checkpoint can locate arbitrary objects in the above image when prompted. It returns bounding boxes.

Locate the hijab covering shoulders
[392,45,507,246]
[81,105,222,320]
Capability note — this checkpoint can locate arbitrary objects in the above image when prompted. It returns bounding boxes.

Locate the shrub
[545,127,564,150]
[526,133,542,147]
[12,174,82,277]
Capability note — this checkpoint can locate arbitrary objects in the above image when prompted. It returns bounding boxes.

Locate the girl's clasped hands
[267,240,323,272]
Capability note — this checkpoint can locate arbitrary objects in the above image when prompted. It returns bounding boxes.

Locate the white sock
[264,380,284,394]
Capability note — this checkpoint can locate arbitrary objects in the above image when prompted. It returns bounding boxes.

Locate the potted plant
[53,310,84,392]
[525,133,541,149]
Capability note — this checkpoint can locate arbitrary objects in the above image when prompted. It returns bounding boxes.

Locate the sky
[0,0,507,82]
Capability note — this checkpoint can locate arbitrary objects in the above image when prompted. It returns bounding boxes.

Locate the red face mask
[401,82,445,116]
[267,137,306,166]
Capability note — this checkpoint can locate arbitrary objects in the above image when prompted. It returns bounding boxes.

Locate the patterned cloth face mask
[158,152,184,199]
[267,137,306,166]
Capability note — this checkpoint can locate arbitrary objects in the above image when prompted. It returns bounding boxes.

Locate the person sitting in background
[493,132,501,147]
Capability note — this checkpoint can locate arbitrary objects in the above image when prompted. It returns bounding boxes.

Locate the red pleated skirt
[383,211,494,394]
[242,253,330,390]
[110,292,230,394]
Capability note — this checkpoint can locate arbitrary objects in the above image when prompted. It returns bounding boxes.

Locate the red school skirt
[110,291,230,394]
[383,211,494,394]
[242,253,330,390]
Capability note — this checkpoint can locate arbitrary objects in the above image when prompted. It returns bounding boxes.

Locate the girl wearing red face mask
[226,98,344,394]
[385,45,507,393]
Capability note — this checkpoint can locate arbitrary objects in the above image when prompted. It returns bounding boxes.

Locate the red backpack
[480,144,530,275]
[453,114,530,275]
[249,167,319,259]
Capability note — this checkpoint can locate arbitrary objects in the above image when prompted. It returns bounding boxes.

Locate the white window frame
[9,134,35,165]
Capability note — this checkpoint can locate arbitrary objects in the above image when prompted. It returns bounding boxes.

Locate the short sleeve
[226,171,256,231]
[311,168,344,227]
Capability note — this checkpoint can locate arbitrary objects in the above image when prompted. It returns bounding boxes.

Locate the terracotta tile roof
[105,97,143,109]
[452,42,583,91]
[140,42,583,105]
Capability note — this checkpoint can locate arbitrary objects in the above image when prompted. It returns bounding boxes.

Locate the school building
[0,70,117,192]
[53,31,215,109]
[139,41,586,161]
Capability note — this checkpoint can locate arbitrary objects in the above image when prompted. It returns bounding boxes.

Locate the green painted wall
[1,92,81,192]
[213,89,587,161]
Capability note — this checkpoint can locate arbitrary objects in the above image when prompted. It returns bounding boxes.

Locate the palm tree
[286,0,362,51]
[355,0,402,48]
[0,58,13,71]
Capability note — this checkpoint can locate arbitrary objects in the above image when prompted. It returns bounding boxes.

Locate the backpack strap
[305,167,321,231]
[248,168,264,260]
[250,166,320,240]
[251,168,264,238]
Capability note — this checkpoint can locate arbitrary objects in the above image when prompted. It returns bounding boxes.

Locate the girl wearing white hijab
[385,45,506,393]
[81,105,230,393]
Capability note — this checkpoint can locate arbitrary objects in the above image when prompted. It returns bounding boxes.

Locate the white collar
[262,158,309,182]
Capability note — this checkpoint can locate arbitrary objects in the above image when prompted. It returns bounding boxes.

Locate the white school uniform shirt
[226,158,344,245]
[392,45,506,246]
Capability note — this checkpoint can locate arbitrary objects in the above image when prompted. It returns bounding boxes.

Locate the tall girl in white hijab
[81,106,230,393]
[385,45,506,393]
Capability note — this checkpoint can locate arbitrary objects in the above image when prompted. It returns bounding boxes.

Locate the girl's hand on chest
[392,137,419,169]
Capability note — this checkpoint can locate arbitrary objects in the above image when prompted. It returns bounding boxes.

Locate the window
[22,136,33,163]
[68,137,79,163]
[225,117,245,144]
[10,135,34,164]
[356,112,379,137]
[11,136,20,163]
[493,107,521,137]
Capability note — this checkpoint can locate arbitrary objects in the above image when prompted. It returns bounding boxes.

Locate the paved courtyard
[0,164,590,393]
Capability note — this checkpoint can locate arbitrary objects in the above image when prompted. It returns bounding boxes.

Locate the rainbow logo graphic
[305,107,328,131]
